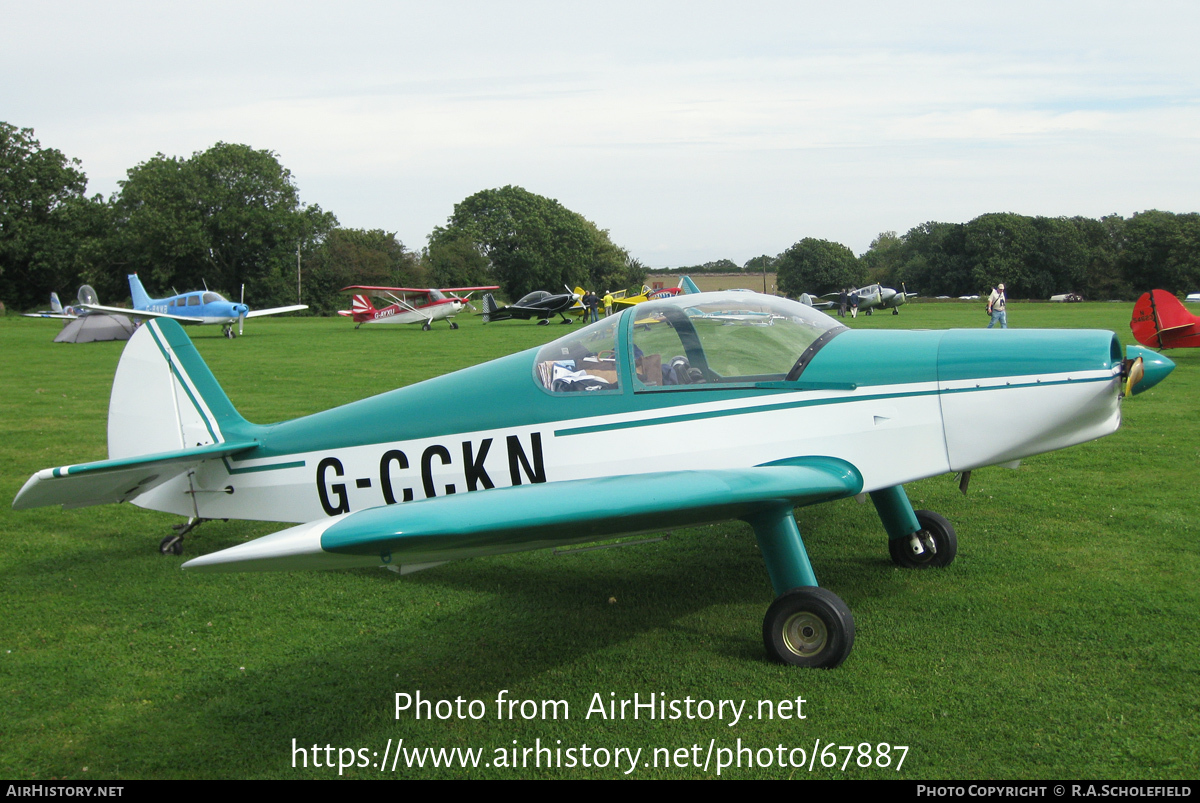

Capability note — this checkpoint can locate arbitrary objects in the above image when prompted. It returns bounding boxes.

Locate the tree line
[663,212,1200,301]
[4,121,1196,315]
[0,123,643,314]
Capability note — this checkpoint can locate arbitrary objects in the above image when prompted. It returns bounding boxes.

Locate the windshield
[535,314,622,393]
[629,292,845,388]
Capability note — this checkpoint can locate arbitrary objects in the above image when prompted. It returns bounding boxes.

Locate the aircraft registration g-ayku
[13,291,1174,668]
[339,286,500,330]
[1130,289,1200,350]
[84,274,308,338]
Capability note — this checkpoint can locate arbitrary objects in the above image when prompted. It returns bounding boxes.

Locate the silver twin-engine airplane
[13,291,1174,668]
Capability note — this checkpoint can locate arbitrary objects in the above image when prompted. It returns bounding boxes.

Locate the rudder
[108,318,250,459]
[127,274,153,310]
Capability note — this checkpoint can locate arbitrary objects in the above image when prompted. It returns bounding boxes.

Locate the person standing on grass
[987,283,1007,329]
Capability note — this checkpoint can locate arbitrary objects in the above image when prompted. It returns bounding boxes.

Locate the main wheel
[450,321,459,330]
[159,535,184,556]
[422,321,431,331]
[889,509,957,568]
[763,587,855,668]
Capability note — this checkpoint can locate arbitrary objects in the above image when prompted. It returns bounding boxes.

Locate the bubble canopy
[535,292,847,393]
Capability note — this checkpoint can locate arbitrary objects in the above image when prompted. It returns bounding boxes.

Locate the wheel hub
[782,611,828,657]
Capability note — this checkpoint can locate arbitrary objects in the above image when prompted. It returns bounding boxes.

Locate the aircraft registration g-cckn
[13,291,1175,668]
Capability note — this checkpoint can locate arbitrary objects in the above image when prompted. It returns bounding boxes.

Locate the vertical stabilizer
[128,274,153,310]
[679,276,701,295]
[108,318,249,459]
[482,293,497,323]
[350,294,375,322]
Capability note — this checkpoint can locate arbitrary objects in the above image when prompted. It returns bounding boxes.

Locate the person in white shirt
[987,283,1007,329]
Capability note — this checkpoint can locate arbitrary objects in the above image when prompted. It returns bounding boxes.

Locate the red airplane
[339,285,499,330]
[1130,290,1200,349]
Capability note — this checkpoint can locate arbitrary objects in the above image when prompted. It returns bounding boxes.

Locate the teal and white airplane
[12,291,1174,668]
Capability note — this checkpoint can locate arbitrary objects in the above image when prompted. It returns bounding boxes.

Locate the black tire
[450,322,458,330]
[159,535,183,556]
[422,322,431,331]
[763,587,855,668]
[889,510,957,568]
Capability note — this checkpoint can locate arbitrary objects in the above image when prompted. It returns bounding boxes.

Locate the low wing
[182,457,862,573]
[82,303,206,324]
[13,441,260,510]
[23,312,76,319]
[245,304,308,319]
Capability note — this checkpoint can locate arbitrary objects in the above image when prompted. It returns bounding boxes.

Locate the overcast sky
[5,1,1199,267]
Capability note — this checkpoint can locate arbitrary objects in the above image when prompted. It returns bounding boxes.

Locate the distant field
[1,303,1196,779]
[648,273,778,294]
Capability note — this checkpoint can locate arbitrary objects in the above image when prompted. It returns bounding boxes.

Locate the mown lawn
[1,301,1196,779]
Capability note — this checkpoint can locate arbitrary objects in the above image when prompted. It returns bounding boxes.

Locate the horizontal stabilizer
[13,440,259,511]
[183,457,862,573]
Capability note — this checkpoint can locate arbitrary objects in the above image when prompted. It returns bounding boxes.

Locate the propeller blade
[238,311,246,336]
[1123,356,1144,397]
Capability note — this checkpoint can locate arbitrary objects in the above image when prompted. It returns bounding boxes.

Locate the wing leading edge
[182,457,863,573]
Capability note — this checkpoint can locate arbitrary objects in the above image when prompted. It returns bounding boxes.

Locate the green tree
[0,123,109,310]
[894,221,968,297]
[429,186,635,299]
[304,228,424,315]
[963,213,1037,296]
[425,231,492,289]
[775,238,861,297]
[744,255,777,273]
[859,231,903,287]
[1116,210,1200,295]
[111,142,336,307]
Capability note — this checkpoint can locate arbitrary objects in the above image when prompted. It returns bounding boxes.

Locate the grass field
[1,301,1197,780]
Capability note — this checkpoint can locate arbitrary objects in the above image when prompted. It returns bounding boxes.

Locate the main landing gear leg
[870,484,957,568]
[746,503,854,668]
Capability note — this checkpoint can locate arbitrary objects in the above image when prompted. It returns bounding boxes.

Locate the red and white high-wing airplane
[1130,290,1200,350]
[339,285,499,330]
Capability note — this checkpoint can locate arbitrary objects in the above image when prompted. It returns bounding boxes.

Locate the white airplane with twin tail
[13,291,1173,668]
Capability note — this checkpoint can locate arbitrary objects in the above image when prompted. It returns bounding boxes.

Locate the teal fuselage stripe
[223,457,306,474]
[554,374,1112,438]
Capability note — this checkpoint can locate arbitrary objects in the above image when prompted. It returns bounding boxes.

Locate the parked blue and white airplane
[13,291,1174,668]
[85,274,307,338]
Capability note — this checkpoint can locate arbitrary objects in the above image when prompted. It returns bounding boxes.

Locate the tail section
[679,276,701,295]
[127,274,153,310]
[108,318,250,459]
[482,293,497,323]
[49,292,63,314]
[15,318,258,513]
[350,294,376,323]
[1131,290,1200,349]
